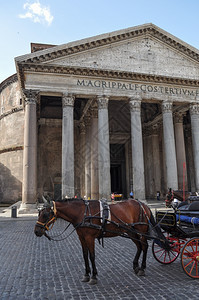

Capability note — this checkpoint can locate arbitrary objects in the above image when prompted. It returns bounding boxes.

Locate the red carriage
[152,198,199,278]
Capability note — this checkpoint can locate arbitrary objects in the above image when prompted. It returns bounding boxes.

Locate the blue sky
[1,0,199,83]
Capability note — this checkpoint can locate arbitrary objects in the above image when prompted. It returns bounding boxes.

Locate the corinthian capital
[162,101,173,113]
[62,94,75,107]
[190,103,199,115]
[174,112,185,123]
[22,89,39,105]
[129,98,141,112]
[79,121,86,134]
[97,95,109,109]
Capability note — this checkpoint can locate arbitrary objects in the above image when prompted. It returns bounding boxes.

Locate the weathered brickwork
[0,78,24,203]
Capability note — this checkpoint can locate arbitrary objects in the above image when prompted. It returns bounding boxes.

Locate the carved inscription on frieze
[77,79,199,98]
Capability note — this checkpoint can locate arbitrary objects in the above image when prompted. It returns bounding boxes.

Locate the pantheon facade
[1,23,199,211]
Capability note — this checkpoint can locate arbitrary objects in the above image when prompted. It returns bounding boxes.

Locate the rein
[36,201,80,241]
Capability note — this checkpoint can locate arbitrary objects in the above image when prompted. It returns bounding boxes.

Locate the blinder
[36,202,57,231]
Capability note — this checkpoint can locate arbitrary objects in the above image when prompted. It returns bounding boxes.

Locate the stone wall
[0,77,24,203]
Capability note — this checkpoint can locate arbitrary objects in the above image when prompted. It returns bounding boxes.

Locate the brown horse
[165,189,191,207]
[34,198,167,284]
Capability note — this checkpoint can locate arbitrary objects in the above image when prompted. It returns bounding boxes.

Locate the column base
[18,203,38,214]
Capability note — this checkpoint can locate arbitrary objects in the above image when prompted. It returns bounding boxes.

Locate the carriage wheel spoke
[181,238,199,278]
[187,260,196,277]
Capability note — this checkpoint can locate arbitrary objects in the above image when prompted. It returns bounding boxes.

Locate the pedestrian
[157,191,160,201]
[130,191,134,199]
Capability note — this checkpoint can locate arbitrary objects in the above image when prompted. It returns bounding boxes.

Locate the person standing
[157,191,160,201]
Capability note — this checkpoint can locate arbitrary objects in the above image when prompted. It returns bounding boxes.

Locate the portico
[14,23,199,211]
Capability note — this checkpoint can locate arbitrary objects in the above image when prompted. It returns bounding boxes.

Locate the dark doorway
[110,144,126,197]
[111,164,122,193]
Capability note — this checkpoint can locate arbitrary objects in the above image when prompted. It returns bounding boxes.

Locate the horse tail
[149,211,171,251]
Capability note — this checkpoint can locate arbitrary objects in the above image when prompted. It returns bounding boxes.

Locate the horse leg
[85,237,98,285]
[131,234,142,274]
[79,236,91,282]
[137,236,148,276]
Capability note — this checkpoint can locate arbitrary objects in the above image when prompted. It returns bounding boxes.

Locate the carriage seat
[189,195,199,202]
[178,201,199,212]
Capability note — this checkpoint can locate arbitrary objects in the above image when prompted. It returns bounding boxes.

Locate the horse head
[34,196,56,239]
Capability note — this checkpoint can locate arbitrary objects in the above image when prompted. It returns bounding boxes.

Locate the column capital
[91,107,98,118]
[190,103,199,115]
[174,112,185,123]
[22,89,39,105]
[97,95,109,109]
[152,123,160,135]
[84,116,91,127]
[62,94,75,107]
[162,101,173,113]
[129,98,141,112]
[79,121,86,134]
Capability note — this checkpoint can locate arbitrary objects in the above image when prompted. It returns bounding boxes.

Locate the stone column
[174,112,187,190]
[84,116,91,199]
[184,125,195,191]
[151,124,161,196]
[97,96,111,200]
[62,94,75,198]
[80,121,86,198]
[90,106,99,200]
[162,101,178,190]
[190,103,199,191]
[20,89,39,212]
[129,97,145,200]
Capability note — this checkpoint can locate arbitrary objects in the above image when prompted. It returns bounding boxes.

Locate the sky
[1,0,199,83]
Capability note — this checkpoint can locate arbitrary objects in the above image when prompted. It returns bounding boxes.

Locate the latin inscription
[77,79,199,97]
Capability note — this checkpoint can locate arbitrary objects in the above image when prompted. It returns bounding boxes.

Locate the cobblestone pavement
[0,216,199,300]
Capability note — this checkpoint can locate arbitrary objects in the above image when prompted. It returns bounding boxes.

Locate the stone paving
[0,205,199,299]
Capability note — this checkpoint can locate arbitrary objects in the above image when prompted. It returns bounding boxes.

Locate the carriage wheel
[181,238,199,279]
[152,233,182,264]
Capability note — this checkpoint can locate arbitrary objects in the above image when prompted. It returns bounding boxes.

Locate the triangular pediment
[16,23,199,81]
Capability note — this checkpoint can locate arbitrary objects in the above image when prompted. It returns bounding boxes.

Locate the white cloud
[19,1,54,26]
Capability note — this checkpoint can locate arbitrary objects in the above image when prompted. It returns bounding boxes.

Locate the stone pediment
[16,23,199,85]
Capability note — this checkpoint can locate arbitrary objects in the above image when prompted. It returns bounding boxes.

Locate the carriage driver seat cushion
[188,201,199,211]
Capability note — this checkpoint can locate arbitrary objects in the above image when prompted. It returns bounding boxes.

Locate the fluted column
[151,124,161,195]
[80,121,86,198]
[62,94,75,198]
[90,106,99,199]
[129,98,145,200]
[21,89,39,212]
[162,101,178,190]
[97,96,111,200]
[84,116,91,199]
[174,112,187,190]
[190,103,199,190]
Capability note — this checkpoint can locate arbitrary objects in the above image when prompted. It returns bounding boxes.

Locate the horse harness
[37,199,151,243]
[80,199,150,246]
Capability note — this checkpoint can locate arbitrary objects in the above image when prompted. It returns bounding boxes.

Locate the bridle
[36,201,57,231]
[36,201,75,241]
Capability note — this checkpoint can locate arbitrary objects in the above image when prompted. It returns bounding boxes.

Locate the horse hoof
[134,267,140,275]
[137,269,145,276]
[81,275,90,282]
[88,278,98,285]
